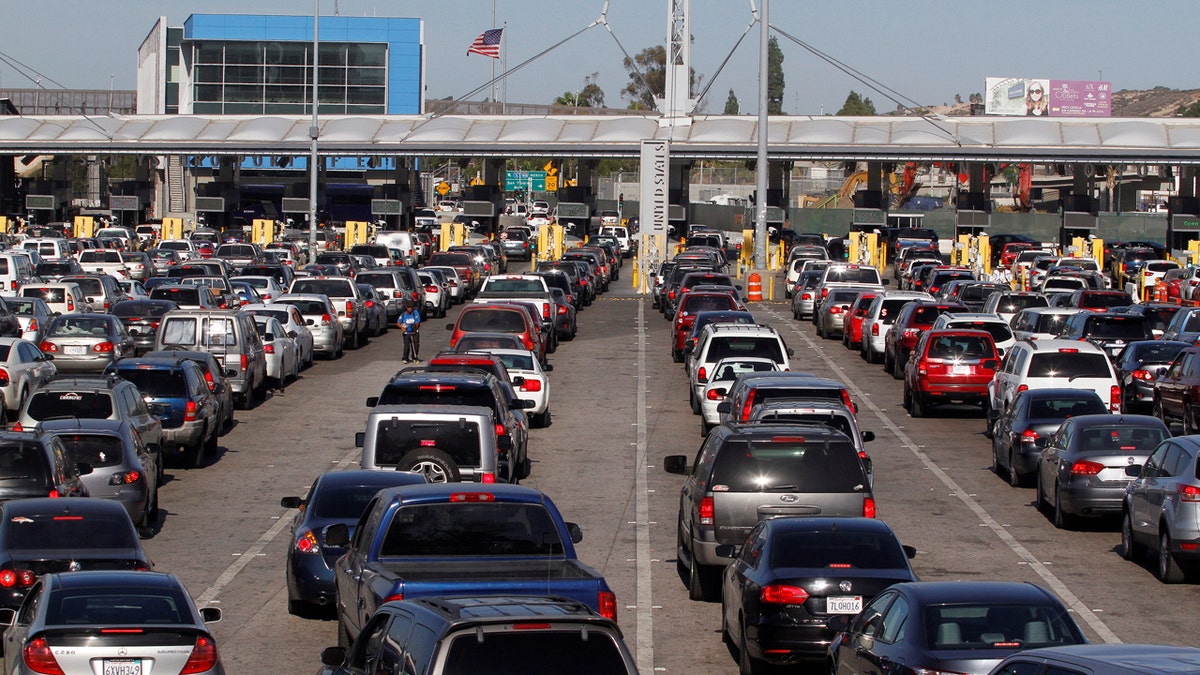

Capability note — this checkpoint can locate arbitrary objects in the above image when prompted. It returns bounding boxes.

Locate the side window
[376,610,413,674]
[852,591,894,635]
[350,498,382,552]
[878,595,910,644]
[128,388,151,418]
[14,581,43,625]
[739,522,767,568]
[692,434,719,487]
[402,624,438,675]
[1166,447,1193,478]
[1144,443,1170,478]
[1043,667,1087,675]
[345,614,391,671]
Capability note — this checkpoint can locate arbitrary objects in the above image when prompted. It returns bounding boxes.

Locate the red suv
[672,292,743,362]
[447,304,544,363]
[883,301,967,379]
[842,292,878,350]
[1069,289,1134,312]
[903,329,1000,417]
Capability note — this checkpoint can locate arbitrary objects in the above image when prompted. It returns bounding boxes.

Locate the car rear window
[458,309,526,333]
[826,268,880,284]
[926,335,994,359]
[58,435,125,468]
[379,502,563,556]
[65,278,102,294]
[1088,317,1151,339]
[443,631,628,674]
[291,279,353,298]
[912,306,956,326]
[1080,293,1132,309]
[455,335,524,351]
[22,287,65,303]
[115,368,188,398]
[370,418,482,469]
[711,437,865,492]
[751,386,844,409]
[1131,342,1186,365]
[770,530,906,569]
[708,337,785,363]
[682,295,738,314]
[998,295,1048,313]
[877,299,917,324]
[277,299,329,316]
[948,321,1012,344]
[151,287,201,304]
[46,588,191,626]
[0,443,49,485]
[828,289,864,304]
[2,512,137,551]
[490,352,535,371]
[754,412,855,438]
[1027,352,1111,379]
[924,604,1082,650]
[48,316,111,337]
[26,392,114,421]
[379,385,497,412]
[1028,396,1108,418]
[712,361,777,382]
[1033,314,1072,334]
[1075,425,1166,453]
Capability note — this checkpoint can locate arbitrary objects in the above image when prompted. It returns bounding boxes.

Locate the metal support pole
[753,0,769,269]
[308,1,320,253]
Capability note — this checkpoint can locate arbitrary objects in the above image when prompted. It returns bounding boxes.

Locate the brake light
[264,343,275,354]
[495,423,506,438]
[542,303,550,320]
[240,354,248,371]
[740,391,755,421]
[557,305,567,315]
[67,297,74,312]
[598,591,617,621]
[0,369,8,387]
[1177,484,1200,502]
[821,288,829,298]
[830,306,843,314]
[449,492,494,502]
[1071,460,1105,475]
[1110,385,1121,411]
[39,341,58,353]
[801,293,812,301]
[346,300,354,315]
[182,400,198,422]
[522,335,534,350]
[1020,429,1039,444]
[668,290,675,300]
[871,323,879,336]
[92,341,114,353]
[699,497,714,526]
[0,569,35,589]
[22,637,64,675]
[697,366,707,382]
[1132,369,1154,381]
[707,389,724,400]
[204,371,215,391]
[760,584,809,605]
[1017,384,1029,394]
[862,496,876,518]
[320,313,333,327]
[180,635,219,675]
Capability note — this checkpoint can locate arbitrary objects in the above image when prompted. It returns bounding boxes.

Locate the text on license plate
[64,345,87,355]
[826,596,863,614]
[951,365,972,375]
[104,659,141,675]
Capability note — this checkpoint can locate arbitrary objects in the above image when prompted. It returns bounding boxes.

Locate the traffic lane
[759,303,1200,647]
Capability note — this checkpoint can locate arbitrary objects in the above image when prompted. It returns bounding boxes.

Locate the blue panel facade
[182,14,422,114]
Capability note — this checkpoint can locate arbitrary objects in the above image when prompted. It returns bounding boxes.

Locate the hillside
[907,87,1200,118]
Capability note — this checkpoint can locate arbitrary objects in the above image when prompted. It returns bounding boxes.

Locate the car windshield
[58,435,125,468]
[443,632,628,673]
[48,316,110,338]
[458,310,526,333]
[947,322,1011,343]
[115,368,188,398]
[378,385,497,411]
[925,603,1083,650]
[0,443,49,485]
[45,587,192,626]
[1027,353,1111,379]
[2,512,137,550]
[770,530,906,569]
[711,438,865,492]
[379,503,563,556]
[712,361,776,382]
[6,301,35,317]
[151,287,201,304]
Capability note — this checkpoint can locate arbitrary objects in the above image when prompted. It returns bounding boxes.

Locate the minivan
[0,254,36,293]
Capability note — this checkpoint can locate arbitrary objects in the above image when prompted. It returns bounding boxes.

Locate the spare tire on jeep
[396,449,461,483]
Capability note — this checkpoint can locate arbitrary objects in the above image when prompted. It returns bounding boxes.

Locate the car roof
[889,580,1057,604]
[49,570,185,592]
[763,517,896,535]
[1018,338,1107,354]
[312,469,428,490]
[1,497,132,517]
[723,422,856,439]
[996,644,1200,673]
[37,418,129,434]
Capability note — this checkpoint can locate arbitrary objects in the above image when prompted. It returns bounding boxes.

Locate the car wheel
[204,424,219,456]
[1158,530,1187,583]
[910,392,925,418]
[396,449,461,483]
[815,321,824,339]
[738,620,765,675]
[992,439,1004,477]
[234,392,250,411]
[883,351,894,374]
[1035,469,1050,513]
[902,385,912,411]
[1053,485,1076,530]
[676,525,689,580]
[1122,510,1145,561]
[689,389,700,415]
[187,440,205,469]
[687,555,717,602]
[891,354,905,380]
[358,328,370,347]
[671,347,682,363]
[532,408,551,429]
[792,305,799,320]
[1153,397,1167,424]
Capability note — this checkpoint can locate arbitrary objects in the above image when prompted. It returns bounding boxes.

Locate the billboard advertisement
[985,78,1111,117]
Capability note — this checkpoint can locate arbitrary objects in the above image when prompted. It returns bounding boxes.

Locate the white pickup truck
[77,249,130,280]
[473,275,555,346]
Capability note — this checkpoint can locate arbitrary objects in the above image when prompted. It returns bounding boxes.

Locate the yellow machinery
[952,234,991,277]
[252,219,275,246]
[73,216,95,239]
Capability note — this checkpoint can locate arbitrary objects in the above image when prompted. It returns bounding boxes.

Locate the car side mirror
[280,496,302,509]
[42,354,53,361]
[663,454,688,474]
[354,432,365,448]
[715,544,738,559]
[786,348,795,357]
[903,545,917,560]
[861,431,875,442]
[717,401,731,414]
[1125,464,1143,478]
[288,330,298,339]
[1034,438,1048,449]
[76,462,93,476]
[826,615,851,633]
[324,523,350,547]
[321,647,347,667]
[365,396,379,408]
[565,522,583,544]
[982,359,999,370]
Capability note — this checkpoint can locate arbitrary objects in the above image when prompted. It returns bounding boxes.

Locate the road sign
[545,175,558,192]
[25,195,55,210]
[436,181,451,195]
[504,171,547,191]
[371,199,403,215]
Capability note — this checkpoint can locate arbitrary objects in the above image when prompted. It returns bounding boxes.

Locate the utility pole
[308,0,320,253]
[753,0,769,268]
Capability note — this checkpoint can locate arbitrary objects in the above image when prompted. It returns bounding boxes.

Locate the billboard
[985,78,1111,117]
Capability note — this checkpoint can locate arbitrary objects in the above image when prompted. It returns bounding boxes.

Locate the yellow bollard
[768,276,775,301]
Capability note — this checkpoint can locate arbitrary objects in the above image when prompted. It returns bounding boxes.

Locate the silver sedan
[0,337,56,421]
[38,313,134,374]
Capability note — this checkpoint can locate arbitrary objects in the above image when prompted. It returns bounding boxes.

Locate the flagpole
[490,0,496,110]
[502,21,508,114]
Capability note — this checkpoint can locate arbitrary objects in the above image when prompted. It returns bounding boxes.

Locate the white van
[375,230,416,266]
[22,238,71,262]
[0,253,36,293]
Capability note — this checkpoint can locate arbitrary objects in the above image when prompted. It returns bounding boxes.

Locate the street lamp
[308,0,320,253]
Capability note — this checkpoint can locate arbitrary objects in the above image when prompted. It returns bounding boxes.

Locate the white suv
[987,338,1120,434]
[931,312,1016,357]
[686,323,793,413]
[858,290,931,363]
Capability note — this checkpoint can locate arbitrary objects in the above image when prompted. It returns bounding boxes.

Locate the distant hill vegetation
[902,87,1200,118]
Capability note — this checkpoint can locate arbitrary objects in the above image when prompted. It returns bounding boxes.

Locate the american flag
[467,28,503,59]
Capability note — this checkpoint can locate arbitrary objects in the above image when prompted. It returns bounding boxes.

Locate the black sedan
[112,298,181,356]
[992,388,1108,488]
[281,469,427,616]
[0,570,224,675]
[1114,340,1189,413]
[0,498,151,611]
[1035,413,1169,529]
[827,581,1087,675]
[720,517,916,673]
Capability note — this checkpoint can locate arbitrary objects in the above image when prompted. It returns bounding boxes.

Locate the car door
[1039,420,1072,499]
[335,498,387,637]
[723,522,767,645]
[680,435,719,551]
[1158,354,1189,417]
[1130,442,1173,534]
[337,611,394,675]
[123,386,162,448]
[835,590,897,675]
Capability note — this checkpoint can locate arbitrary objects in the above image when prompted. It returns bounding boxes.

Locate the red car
[999,242,1035,268]
[672,292,744,362]
[1069,289,1134,312]
[903,329,1000,417]
[447,304,545,363]
[883,301,968,379]
[842,292,878,350]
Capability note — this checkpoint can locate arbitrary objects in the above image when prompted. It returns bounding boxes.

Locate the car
[816,288,876,340]
[252,314,301,388]
[450,331,527,353]
[154,309,267,410]
[697,357,781,434]
[231,274,285,303]
[720,517,917,671]
[149,283,224,310]
[280,469,427,616]
[981,290,1048,325]
[1120,302,1181,339]
[0,338,55,422]
[272,293,344,360]
[41,418,161,531]
[665,423,876,601]
[687,323,794,414]
[424,265,466,305]
[480,348,553,428]
[57,273,130,312]
[672,291,745,361]
[1010,307,1083,341]
[930,312,1015,357]
[0,431,91,504]
[1034,413,1169,529]
[826,581,1086,675]
[2,297,53,344]
[109,356,222,468]
[841,292,878,351]
[0,570,224,675]
[1122,435,1200,582]
[111,297,181,356]
[148,247,185,274]
[1160,306,1200,343]
[858,291,932,364]
[789,271,824,320]
[904,329,1001,418]
[718,372,856,427]
[355,283,390,337]
[289,277,369,350]
[1151,346,1200,432]
[447,304,545,364]
[1114,340,1189,414]
[37,312,134,374]
[988,339,1120,435]
[242,302,314,369]
[989,644,1200,675]
[1058,311,1154,360]
[746,398,877,481]
[547,287,577,341]
[1069,289,1134,312]
[884,301,968,379]
[0,498,152,611]
[417,270,450,318]
[992,388,1109,487]
[15,375,165,451]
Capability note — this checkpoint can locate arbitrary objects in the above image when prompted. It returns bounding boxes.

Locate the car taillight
[520,380,541,392]
[699,497,714,526]
[1177,484,1200,502]
[697,366,707,382]
[598,590,617,621]
[184,400,198,422]
[821,288,829,298]
[204,371,215,391]
[240,354,248,371]
[0,369,8,387]
[522,335,534,350]
[0,569,35,589]
[93,341,114,353]
[109,470,140,486]
[760,584,809,605]
[1132,369,1154,381]
[668,290,675,300]
[495,423,506,438]
[346,300,354,315]
[830,306,843,314]
[801,293,812,301]
[740,392,755,421]
[542,304,550,320]
[841,389,856,413]
[321,313,333,326]
[39,341,58,353]
[1110,385,1121,411]
[1021,429,1039,444]
[707,389,724,400]
[295,529,320,554]
[863,497,876,518]
[67,298,74,311]
[425,285,438,293]
[22,637,64,675]
[481,472,496,484]
[1017,384,1029,394]
[1070,460,1105,475]
[264,343,276,354]
[557,305,567,315]
[871,323,879,336]
[180,635,219,675]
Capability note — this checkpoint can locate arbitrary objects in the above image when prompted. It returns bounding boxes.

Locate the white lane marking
[195,447,360,607]
[764,306,1122,644]
[636,301,656,673]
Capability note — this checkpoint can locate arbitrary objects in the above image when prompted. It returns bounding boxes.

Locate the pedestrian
[398,299,421,363]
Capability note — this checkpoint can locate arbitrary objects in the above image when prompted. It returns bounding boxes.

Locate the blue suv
[109,357,221,468]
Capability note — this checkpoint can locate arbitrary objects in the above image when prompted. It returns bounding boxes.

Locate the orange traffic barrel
[747,272,763,302]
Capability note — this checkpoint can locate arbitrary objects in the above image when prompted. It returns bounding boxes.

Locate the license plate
[64,345,86,355]
[826,596,863,614]
[951,365,972,375]
[104,660,141,675]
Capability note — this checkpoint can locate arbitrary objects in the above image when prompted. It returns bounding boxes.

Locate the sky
[0,1,1195,116]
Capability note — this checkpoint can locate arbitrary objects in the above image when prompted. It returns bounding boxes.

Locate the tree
[620,45,703,110]
[954,94,963,105]
[836,91,876,116]
[724,89,740,115]
[767,36,785,115]
[1178,100,1200,117]
[553,72,605,109]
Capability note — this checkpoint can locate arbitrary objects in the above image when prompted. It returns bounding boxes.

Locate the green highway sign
[505,170,547,192]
